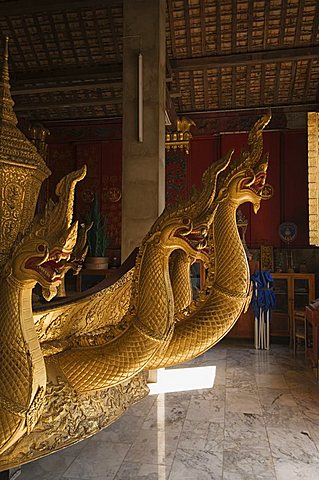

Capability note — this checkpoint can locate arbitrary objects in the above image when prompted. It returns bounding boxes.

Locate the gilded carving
[0,36,272,470]
[34,269,134,344]
[0,372,148,471]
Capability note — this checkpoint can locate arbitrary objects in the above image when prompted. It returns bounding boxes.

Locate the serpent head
[6,166,86,300]
[216,112,272,213]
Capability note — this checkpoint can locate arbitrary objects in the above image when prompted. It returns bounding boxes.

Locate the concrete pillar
[121,0,166,262]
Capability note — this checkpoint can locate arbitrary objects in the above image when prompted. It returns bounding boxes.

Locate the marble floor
[19,340,319,480]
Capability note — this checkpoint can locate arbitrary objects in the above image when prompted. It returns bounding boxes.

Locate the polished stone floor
[19,341,319,480]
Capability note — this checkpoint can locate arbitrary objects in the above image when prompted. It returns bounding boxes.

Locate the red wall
[46,121,122,249]
[46,119,309,250]
[188,130,308,248]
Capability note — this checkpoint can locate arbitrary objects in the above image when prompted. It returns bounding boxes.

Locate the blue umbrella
[251,270,276,349]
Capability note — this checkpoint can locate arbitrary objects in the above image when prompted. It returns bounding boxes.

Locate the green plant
[87,194,108,257]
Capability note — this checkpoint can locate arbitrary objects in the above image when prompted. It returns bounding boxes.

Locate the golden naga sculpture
[0,37,272,471]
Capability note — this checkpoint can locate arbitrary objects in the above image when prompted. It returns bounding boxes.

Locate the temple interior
[19,343,319,480]
[1,0,319,479]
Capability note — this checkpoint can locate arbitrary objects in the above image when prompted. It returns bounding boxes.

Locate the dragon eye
[37,244,45,253]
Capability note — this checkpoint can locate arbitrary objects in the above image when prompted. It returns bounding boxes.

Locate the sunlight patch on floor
[148,366,216,394]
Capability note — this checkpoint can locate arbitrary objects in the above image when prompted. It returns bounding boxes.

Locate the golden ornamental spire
[0,37,50,268]
[0,36,50,170]
[0,36,17,127]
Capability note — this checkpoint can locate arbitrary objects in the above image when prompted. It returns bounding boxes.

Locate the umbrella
[251,270,276,349]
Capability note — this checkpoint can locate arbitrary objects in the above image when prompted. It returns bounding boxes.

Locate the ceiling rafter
[182,102,319,116]
[262,1,271,49]
[12,64,123,85]
[63,11,80,67]
[245,65,251,107]
[92,9,107,62]
[172,46,319,71]
[203,67,209,111]
[294,0,305,46]
[107,4,121,63]
[278,0,287,47]
[33,15,54,69]
[247,0,253,51]
[231,0,237,51]
[232,65,236,107]
[289,62,297,104]
[0,0,121,15]
[303,59,312,101]
[5,17,29,70]
[311,1,319,42]
[21,16,42,69]
[183,0,192,57]
[216,2,221,55]
[12,80,121,95]
[274,63,281,105]
[260,64,266,105]
[77,10,92,60]
[199,1,206,56]
[1,0,318,121]
[14,97,122,112]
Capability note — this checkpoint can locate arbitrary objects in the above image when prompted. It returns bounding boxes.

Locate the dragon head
[6,166,86,300]
[148,149,232,260]
[216,112,272,213]
[147,113,271,261]
[57,221,92,277]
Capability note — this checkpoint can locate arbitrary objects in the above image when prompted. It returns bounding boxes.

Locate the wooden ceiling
[0,0,318,122]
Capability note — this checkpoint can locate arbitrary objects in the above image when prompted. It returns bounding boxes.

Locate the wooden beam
[217,67,222,108]
[12,64,123,85]
[14,97,122,111]
[203,68,209,110]
[231,0,237,51]
[171,46,319,71]
[0,0,121,15]
[183,0,192,56]
[167,0,177,58]
[278,0,287,47]
[6,17,29,70]
[181,102,319,115]
[93,9,108,62]
[12,80,121,95]
[289,62,297,104]
[260,64,265,104]
[21,16,42,68]
[63,11,81,67]
[190,71,196,111]
[315,76,319,102]
[263,0,270,49]
[294,0,305,46]
[48,13,67,66]
[33,15,54,69]
[107,3,122,63]
[245,65,251,108]
[247,1,253,51]
[311,2,319,42]
[200,1,206,55]
[216,2,221,54]
[232,65,236,107]
[303,59,312,101]
[274,63,281,104]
